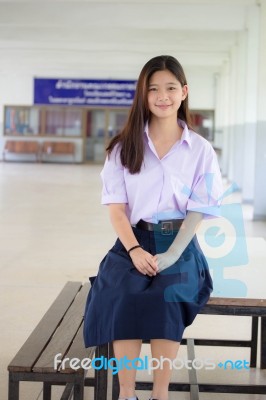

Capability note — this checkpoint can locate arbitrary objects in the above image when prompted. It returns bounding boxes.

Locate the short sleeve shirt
[101,119,223,224]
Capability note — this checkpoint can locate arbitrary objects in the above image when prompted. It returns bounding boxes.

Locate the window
[191,110,215,142]
[4,106,41,135]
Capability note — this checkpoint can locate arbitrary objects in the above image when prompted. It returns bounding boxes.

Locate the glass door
[85,109,129,163]
[44,108,83,137]
[107,110,129,140]
[86,110,106,162]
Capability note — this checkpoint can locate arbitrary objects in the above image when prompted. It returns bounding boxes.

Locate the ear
[182,85,188,100]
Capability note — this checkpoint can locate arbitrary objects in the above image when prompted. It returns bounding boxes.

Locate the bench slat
[33,283,90,373]
[207,297,266,307]
[201,297,266,316]
[62,322,96,374]
[8,281,82,373]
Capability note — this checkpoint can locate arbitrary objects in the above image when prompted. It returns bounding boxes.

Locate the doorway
[85,109,129,162]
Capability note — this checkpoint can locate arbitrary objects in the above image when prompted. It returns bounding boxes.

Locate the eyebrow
[148,82,178,86]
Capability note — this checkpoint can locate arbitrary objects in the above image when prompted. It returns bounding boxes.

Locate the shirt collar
[144,122,149,141]
[144,119,192,149]
[178,119,192,148]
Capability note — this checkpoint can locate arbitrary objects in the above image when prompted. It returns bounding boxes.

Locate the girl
[83,55,223,400]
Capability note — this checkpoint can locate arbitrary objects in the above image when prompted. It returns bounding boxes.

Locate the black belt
[136,219,184,235]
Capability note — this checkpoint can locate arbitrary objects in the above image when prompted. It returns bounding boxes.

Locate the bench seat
[3,140,40,161]
[41,142,75,162]
[2,140,76,163]
[8,282,106,400]
[7,282,266,400]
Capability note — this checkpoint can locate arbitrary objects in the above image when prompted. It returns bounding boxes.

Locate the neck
[149,116,181,141]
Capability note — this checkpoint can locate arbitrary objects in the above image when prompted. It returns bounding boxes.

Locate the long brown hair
[106,55,192,173]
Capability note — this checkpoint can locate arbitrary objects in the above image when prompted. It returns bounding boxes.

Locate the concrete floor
[0,162,266,400]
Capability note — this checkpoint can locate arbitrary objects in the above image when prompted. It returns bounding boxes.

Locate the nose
[157,89,169,101]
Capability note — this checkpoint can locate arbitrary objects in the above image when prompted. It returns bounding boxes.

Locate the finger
[152,255,159,268]
[145,264,157,276]
[146,264,157,275]
[139,268,146,275]
[142,251,157,267]
[153,259,159,269]
[138,263,154,276]
[137,257,157,275]
[147,262,157,272]
[147,257,158,270]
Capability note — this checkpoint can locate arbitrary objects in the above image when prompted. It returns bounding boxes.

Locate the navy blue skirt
[83,226,212,347]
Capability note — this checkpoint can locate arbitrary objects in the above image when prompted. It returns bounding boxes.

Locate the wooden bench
[8,282,266,400]
[3,140,40,161]
[8,282,108,400]
[128,298,266,400]
[41,142,75,162]
[2,140,76,163]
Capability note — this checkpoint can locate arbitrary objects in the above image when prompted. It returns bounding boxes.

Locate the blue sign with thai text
[34,78,136,107]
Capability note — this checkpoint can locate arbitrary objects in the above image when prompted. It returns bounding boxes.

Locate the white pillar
[219,60,230,177]
[253,0,266,219]
[232,31,247,189]
[242,5,260,202]
[227,33,246,189]
[227,43,237,183]
[214,62,229,177]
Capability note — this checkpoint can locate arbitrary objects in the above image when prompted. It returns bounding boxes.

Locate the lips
[156,104,172,110]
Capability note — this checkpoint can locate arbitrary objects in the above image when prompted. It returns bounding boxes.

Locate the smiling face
[147,69,188,120]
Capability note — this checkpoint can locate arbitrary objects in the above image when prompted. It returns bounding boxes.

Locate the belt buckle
[161,221,173,235]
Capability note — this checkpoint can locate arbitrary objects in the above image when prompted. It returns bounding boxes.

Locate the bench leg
[8,373,19,400]
[73,382,84,400]
[43,382,52,400]
[112,373,119,400]
[261,317,266,369]
[94,344,108,400]
[187,339,199,400]
[60,383,74,400]
[109,343,119,400]
[250,316,259,368]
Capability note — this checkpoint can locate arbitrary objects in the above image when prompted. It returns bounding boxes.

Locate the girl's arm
[108,203,158,276]
[154,211,203,272]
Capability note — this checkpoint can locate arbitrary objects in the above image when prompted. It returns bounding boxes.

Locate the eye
[148,87,157,91]
[168,86,177,91]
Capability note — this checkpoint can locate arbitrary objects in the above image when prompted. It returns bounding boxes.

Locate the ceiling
[0,0,259,78]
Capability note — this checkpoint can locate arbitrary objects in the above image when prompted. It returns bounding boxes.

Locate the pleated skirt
[83,226,212,347]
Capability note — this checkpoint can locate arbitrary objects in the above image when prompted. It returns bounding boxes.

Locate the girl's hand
[129,247,158,276]
[153,249,179,273]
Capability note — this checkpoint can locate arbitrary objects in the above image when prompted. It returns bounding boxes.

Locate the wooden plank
[201,297,266,317]
[33,283,90,373]
[201,306,266,316]
[8,282,82,372]
[206,297,266,308]
[62,322,96,374]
